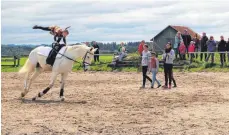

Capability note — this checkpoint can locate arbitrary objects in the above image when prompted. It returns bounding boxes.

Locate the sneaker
[173,85,177,88]
[157,85,161,88]
[140,86,145,89]
[162,85,168,89]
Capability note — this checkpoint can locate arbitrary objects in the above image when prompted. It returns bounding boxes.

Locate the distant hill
[1,45,49,56]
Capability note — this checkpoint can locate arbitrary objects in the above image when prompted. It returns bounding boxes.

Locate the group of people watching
[174,30,229,66]
[138,29,229,89]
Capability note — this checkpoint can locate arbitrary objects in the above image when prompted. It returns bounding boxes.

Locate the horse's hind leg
[21,68,42,97]
[32,72,58,101]
[21,72,29,97]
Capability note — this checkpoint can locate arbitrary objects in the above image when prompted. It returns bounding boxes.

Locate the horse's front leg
[32,72,58,101]
[60,73,68,101]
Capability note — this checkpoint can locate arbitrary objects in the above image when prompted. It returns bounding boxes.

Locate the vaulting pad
[37,46,67,58]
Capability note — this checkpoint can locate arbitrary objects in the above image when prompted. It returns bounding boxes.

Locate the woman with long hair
[162,43,175,89]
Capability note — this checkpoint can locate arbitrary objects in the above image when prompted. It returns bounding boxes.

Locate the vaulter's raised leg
[33,25,51,31]
[60,73,68,101]
[32,72,58,101]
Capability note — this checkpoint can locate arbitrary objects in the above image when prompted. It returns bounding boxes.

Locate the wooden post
[13,56,16,67]
[17,58,20,67]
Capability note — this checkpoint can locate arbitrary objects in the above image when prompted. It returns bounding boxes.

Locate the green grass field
[1,56,116,72]
[1,53,229,72]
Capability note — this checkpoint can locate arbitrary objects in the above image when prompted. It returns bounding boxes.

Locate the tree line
[1,41,151,56]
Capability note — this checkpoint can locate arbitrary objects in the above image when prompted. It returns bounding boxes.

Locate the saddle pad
[37,46,67,58]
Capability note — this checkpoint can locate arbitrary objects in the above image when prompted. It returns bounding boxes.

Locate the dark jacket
[182,34,192,47]
[226,41,229,51]
[200,36,208,50]
[218,40,226,52]
[193,38,200,49]
[93,44,99,54]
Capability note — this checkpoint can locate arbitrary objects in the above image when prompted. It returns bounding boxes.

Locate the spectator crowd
[137,30,229,90]
[173,30,229,66]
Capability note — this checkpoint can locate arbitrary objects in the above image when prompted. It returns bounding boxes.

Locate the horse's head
[67,44,97,71]
[83,47,97,65]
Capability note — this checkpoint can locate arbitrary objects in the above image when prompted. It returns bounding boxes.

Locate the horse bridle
[82,51,94,71]
[56,49,93,72]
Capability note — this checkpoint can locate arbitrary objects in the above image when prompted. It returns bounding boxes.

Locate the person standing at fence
[140,44,152,89]
[162,43,175,89]
[188,41,195,63]
[205,36,216,64]
[179,42,186,60]
[193,33,200,59]
[174,31,183,59]
[92,41,100,62]
[218,36,227,67]
[149,52,161,89]
[200,32,208,61]
[182,29,192,60]
[226,38,229,63]
[138,40,145,56]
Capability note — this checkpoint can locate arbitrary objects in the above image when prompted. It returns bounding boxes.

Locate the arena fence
[1,56,20,67]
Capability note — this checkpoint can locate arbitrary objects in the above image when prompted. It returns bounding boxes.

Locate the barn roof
[151,25,201,41]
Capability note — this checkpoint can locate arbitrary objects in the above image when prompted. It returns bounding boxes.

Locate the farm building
[150,25,201,53]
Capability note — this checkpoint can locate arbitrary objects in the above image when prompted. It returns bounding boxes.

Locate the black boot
[32,25,40,29]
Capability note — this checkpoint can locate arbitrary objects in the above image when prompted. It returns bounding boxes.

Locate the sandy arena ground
[1,71,229,135]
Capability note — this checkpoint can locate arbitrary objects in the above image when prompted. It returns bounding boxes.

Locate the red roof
[170,25,201,39]
[151,25,201,41]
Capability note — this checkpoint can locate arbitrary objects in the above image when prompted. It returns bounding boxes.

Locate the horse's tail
[18,59,32,75]
[18,49,37,75]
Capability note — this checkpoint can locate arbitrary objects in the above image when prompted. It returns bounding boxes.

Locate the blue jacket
[207,40,216,52]
[174,35,183,48]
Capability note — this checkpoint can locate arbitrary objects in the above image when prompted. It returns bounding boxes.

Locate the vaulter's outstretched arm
[63,37,66,45]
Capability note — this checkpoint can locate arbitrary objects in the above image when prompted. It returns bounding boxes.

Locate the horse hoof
[21,92,25,97]
[60,97,65,101]
[32,97,36,101]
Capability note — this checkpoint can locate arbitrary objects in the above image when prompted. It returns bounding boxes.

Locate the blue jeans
[151,70,161,87]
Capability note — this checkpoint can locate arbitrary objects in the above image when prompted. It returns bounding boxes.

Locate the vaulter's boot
[32,25,39,29]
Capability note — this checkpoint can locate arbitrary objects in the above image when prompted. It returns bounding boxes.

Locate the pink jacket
[188,44,195,52]
[179,44,186,54]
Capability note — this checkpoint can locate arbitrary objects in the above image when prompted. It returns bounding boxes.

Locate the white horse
[18,44,97,101]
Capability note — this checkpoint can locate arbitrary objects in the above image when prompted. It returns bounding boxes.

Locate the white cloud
[1,0,229,44]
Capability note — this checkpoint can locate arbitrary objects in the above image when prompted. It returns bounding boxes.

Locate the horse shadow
[19,98,87,105]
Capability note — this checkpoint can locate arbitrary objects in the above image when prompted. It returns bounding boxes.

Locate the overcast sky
[1,0,229,44]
